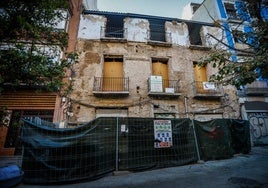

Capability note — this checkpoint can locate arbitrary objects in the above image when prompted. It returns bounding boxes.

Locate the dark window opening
[232,30,244,43]
[152,58,168,64]
[191,3,201,14]
[188,23,202,45]
[224,3,238,20]
[149,19,166,42]
[104,57,123,62]
[105,15,124,38]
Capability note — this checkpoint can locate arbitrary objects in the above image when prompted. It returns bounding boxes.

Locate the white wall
[181,3,193,20]
[166,21,189,46]
[77,13,226,49]
[78,14,106,39]
[54,10,69,30]
[124,18,149,42]
[192,0,220,23]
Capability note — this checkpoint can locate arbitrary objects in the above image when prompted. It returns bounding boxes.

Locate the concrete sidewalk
[19,146,268,188]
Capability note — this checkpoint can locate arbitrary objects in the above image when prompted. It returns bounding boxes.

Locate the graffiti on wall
[248,113,268,140]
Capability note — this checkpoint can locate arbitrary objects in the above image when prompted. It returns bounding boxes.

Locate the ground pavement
[19,146,268,188]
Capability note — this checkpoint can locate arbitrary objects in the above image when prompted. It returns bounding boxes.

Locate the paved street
[19,146,268,188]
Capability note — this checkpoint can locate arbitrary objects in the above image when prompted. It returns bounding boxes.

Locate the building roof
[83,10,215,27]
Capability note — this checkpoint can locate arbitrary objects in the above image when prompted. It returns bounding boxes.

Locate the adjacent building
[184,0,268,144]
[0,0,83,156]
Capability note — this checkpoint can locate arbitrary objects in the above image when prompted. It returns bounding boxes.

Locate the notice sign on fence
[154,120,173,148]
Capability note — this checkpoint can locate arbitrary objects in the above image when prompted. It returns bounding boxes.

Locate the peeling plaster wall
[166,21,189,46]
[124,18,149,42]
[70,14,239,123]
[70,39,239,122]
[78,14,106,39]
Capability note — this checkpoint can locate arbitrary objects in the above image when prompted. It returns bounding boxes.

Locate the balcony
[193,81,224,99]
[245,80,268,96]
[93,77,129,97]
[147,31,172,47]
[148,77,181,98]
[100,27,127,42]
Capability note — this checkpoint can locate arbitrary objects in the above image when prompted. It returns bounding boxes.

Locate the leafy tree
[0,0,76,93]
[199,0,268,88]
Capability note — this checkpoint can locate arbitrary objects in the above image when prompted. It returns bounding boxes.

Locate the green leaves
[198,0,268,88]
[0,0,73,94]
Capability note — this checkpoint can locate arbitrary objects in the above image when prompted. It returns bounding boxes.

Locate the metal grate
[20,117,250,184]
[21,117,199,184]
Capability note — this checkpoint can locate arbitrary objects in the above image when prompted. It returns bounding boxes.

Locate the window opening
[188,23,202,45]
[193,62,209,93]
[224,3,237,20]
[103,56,124,91]
[152,59,169,90]
[191,3,201,14]
[149,19,166,42]
[232,30,244,43]
[105,15,124,38]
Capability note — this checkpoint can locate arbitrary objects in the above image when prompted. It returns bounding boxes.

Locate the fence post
[191,118,201,161]
[115,117,119,171]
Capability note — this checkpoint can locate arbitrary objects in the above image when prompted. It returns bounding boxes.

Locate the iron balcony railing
[193,81,224,97]
[148,79,180,94]
[100,26,127,39]
[148,30,172,43]
[93,77,129,93]
[245,80,268,95]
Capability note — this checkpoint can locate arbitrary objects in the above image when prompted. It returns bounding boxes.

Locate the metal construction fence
[21,117,250,184]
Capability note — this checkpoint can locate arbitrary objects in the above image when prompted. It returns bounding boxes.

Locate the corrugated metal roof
[83,10,214,27]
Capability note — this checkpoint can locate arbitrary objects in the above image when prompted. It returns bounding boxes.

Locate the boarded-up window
[103,56,123,91]
[193,62,208,92]
[152,59,169,90]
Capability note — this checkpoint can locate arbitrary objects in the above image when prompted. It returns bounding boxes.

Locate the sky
[97,0,203,19]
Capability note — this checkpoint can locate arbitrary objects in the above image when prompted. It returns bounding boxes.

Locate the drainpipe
[184,96,189,118]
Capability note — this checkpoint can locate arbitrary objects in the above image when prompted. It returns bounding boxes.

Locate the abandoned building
[67,9,240,123]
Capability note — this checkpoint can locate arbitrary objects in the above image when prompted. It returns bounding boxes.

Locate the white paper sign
[203,82,216,90]
[150,76,163,92]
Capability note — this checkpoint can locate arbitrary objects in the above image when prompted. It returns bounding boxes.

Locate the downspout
[184,96,189,118]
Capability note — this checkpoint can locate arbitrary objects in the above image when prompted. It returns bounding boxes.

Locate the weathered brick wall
[69,40,239,122]
[68,15,239,123]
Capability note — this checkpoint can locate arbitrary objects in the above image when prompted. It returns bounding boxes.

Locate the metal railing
[93,77,129,92]
[193,81,224,96]
[100,26,127,39]
[148,30,172,43]
[148,79,180,93]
